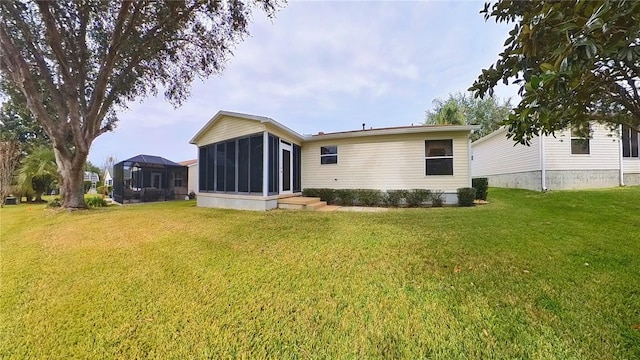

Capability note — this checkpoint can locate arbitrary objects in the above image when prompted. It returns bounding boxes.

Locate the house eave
[303,125,480,142]
[189,110,305,145]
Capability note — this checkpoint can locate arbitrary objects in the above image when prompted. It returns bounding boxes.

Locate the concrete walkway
[336,206,388,212]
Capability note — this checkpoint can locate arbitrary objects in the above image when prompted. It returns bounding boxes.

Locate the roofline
[470,126,509,146]
[189,110,305,144]
[303,124,480,142]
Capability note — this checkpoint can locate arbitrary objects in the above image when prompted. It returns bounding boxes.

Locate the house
[103,167,113,187]
[178,159,198,195]
[84,171,100,194]
[112,155,188,204]
[189,110,479,210]
[471,123,640,191]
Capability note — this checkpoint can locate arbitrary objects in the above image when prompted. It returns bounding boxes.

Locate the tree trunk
[54,148,88,209]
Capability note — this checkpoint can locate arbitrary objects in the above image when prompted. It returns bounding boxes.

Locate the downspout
[468,132,473,187]
[619,124,625,186]
[540,135,547,191]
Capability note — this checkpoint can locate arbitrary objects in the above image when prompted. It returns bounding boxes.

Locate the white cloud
[90,1,518,163]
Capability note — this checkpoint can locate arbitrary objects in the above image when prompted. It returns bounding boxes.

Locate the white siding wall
[544,123,619,170]
[301,132,470,192]
[187,164,198,193]
[623,158,640,174]
[471,129,541,176]
[194,116,265,146]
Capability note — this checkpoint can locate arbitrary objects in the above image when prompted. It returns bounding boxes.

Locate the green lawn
[1,188,639,359]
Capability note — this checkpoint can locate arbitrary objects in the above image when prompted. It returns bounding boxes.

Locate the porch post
[263,131,269,197]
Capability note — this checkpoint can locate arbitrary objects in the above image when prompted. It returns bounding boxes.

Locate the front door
[279,141,293,194]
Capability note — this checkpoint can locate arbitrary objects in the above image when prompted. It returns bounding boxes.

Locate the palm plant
[18,147,59,202]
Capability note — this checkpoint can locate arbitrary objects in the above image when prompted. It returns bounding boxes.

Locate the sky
[89,0,519,165]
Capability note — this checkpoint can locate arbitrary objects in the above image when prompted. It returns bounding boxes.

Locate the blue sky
[90,0,518,165]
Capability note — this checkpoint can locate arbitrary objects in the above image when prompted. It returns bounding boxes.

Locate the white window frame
[425,139,454,176]
[320,145,338,165]
[570,125,591,155]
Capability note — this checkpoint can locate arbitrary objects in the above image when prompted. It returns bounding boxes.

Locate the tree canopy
[0,0,279,208]
[425,92,512,140]
[469,0,640,144]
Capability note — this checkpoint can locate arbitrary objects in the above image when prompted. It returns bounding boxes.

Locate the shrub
[335,189,356,206]
[354,189,384,206]
[86,196,107,208]
[97,185,113,196]
[472,178,488,200]
[405,189,431,207]
[457,187,476,207]
[430,190,445,207]
[385,190,407,207]
[303,188,336,204]
[47,198,61,208]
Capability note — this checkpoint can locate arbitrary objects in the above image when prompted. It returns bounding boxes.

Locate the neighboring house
[84,171,100,194]
[471,123,640,191]
[103,167,113,187]
[178,159,198,194]
[112,155,188,204]
[189,110,478,210]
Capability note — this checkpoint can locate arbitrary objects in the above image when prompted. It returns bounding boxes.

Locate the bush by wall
[334,189,356,206]
[430,190,445,207]
[354,189,384,206]
[86,196,108,208]
[384,190,407,207]
[457,187,476,207]
[405,189,431,207]
[472,178,488,200]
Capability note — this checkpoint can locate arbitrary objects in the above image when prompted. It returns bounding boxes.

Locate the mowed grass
[1,188,639,359]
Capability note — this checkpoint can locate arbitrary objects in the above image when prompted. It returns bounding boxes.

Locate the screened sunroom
[113,155,188,204]
[190,111,304,210]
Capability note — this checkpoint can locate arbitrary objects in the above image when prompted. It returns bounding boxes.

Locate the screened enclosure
[113,155,188,204]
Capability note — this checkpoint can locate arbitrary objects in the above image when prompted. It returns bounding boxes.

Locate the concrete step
[278,197,321,205]
[306,201,327,210]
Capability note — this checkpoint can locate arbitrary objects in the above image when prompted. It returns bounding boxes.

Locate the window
[425,140,453,175]
[320,146,338,164]
[173,172,183,187]
[570,125,591,155]
[622,124,639,158]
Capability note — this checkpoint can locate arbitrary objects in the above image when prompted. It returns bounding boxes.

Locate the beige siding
[624,158,640,174]
[302,132,470,192]
[544,123,619,170]
[194,115,265,146]
[187,164,198,193]
[265,124,303,146]
[471,130,541,176]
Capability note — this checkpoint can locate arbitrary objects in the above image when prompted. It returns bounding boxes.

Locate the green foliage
[457,187,476,207]
[334,189,356,206]
[354,189,384,206]
[303,188,336,204]
[405,189,432,207]
[425,98,466,125]
[472,178,489,200]
[97,185,112,196]
[470,0,640,144]
[17,147,59,202]
[47,197,61,208]
[384,190,407,207]
[0,1,279,208]
[430,190,445,207]
[85,196,107,208]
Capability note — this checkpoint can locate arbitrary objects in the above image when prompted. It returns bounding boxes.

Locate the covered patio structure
[113,155,188,204]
